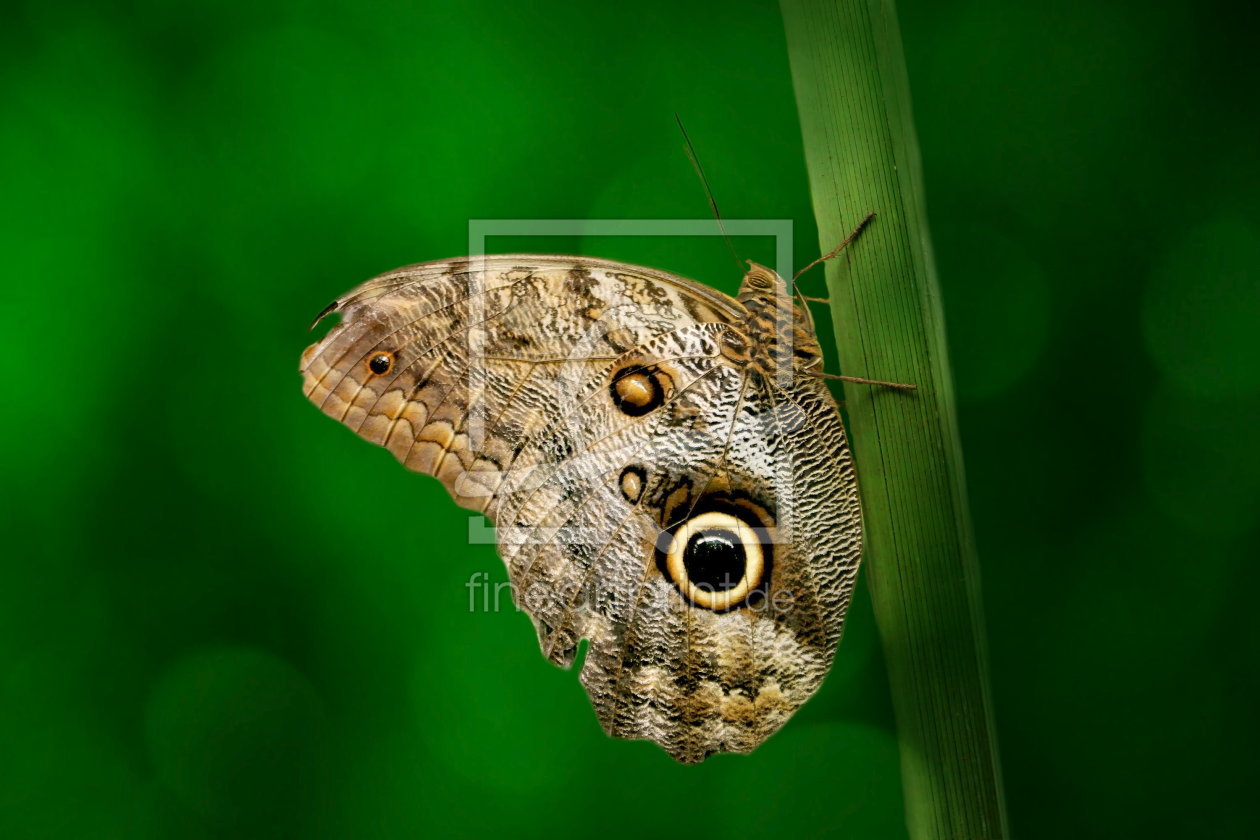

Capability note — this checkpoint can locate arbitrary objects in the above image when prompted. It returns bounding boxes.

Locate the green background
[3,0,1257,837]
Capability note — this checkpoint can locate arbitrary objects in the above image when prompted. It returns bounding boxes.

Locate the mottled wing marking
[574,370,859,762]
[301,255,741,513]
[299,254,862,763]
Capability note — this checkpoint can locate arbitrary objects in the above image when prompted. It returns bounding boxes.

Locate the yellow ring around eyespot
[665,511,765,611]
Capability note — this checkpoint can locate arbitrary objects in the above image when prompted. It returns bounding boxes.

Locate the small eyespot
[655,500,774,611]
[368,352,394,375]
[610,364,665,417]
[619,465,646,504]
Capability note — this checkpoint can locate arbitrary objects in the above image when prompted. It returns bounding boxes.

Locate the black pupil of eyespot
[369,354,391,374]
[683,529,746,593]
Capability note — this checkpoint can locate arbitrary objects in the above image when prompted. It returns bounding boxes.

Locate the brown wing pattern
[300,255,862,763]
[301,255,740,513]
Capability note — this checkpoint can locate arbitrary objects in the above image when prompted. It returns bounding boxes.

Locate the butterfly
[300,251,907,762]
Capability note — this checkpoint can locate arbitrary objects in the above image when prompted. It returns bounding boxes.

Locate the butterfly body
[301,255,862,763]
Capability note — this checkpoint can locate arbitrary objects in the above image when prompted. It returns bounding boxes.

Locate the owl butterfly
[301,251,898,763]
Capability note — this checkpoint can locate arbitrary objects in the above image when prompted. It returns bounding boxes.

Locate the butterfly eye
[610,365,665,417]
[367,352,394,375]
[744,268,776,290]
[658,508,770,611]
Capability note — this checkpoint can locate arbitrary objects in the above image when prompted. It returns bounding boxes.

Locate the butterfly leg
[810,371,917,390]
[792,211,878,282]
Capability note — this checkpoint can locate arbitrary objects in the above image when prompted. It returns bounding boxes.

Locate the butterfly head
[737,262,824,372]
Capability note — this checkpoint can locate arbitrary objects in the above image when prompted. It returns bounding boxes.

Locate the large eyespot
[655,499,773,611]
[367,352,394,375]
[610,364,665,417]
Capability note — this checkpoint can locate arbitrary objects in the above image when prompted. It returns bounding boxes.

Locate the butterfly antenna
[792,211,877,282]
[675,113,742,272]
